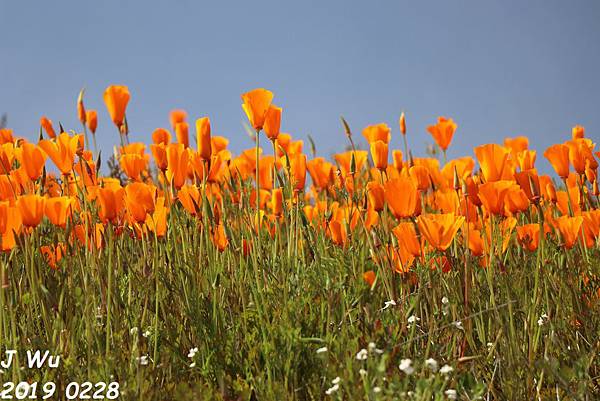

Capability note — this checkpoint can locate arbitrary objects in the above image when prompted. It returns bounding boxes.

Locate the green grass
[1,191,599,400]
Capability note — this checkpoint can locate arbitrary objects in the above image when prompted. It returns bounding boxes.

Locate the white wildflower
[325,384,339,395]
[537,313,548,326]
[359,368,367,377]
[444,389,457,399]
[136,355,149,365]
[187,347,198,358]
[331,377,341,385]
[130,327,138,335]
[356,348,368,360]
[439,364,453,375]
[368,342,376,351]
[425,358,439,372]
[453,321,463,330]
[399,358,414,375]
[373,386,381,393]
[381,300,396,310]
[407,315,420,328]
[441,296,449,305]
[316,346,328,354]
[189,362,196,368]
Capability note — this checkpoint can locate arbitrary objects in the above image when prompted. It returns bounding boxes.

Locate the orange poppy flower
[125,182,156,223]
[555,215,583,249]
[514,169,540,201]
[427,117,456,151]
[434,188,460,214]
[581,210,600,248]
[516,224,540,252]
[543,144,570,178]
[392,222,422,257]
[0,129,14,145]
[169,109,187,132]
[178,184,202,216]
[370,140,388,170]
[166,143,189,189]
[103,85,130,128]
[175,122,190,148]
[417,212,464,252]
[150,143,168,172]
[38,133,83,175]
[474,144,512,182]
[16,194,46,228]
[263,105,282,141]
[86,110,98,134]
[366,181,385,212]
[409,165,431,191]
[392,150,404,171]
[146,196,168,237]
[441,157,474,186]
[211,136,229,154]
[97,186,125,223]
[516,150,536,171]
[290,153,307,191]
[307,157,334,190]
[504,186,530,216]
[334,150,368,178]
[119,154,147,181]
[363,270,376,287]
[565,138,597,175]
[572,125,585,139]
[241,88,274,131]
[196,117,212,160]
[362,123,391,144]
[0,201,22,251]
[270,188,284,216]
[503,136,529,154]
[384,177,418,219]
[152,128,171,145]
[477,181,514,216]
[40,116,56,139]
[45,196,73,228]
[77,89,86,124]
[466,228,485,257]
[40,243,66,270]
[328,219,348,247]
[212,223,229,252]
[0,143,15,174]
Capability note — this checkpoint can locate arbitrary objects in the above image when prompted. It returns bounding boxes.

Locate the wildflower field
[0,86,599,400]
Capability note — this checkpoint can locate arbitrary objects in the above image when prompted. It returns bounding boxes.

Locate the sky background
[1,0,599,173]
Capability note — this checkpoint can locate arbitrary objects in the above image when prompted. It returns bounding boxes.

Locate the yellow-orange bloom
[86,110,98,134]
[572,125,585,139]
[125,182,156,224]
[516,224,540,252]
[20,142,47,181]
[38,133,83,175]
[474,144,512,182]
[45,196,73,228]
[165,143,189,189]
[544,143,570,179]
[417,212,464,252]
[263,105,282,141]
[103,85,130,128]
[17,194,46,228]
[152,128,171,145]
[175,122,190,148]
[555,215,583,249]
[370,140,388,170]
[241,88,274,131]
[169,109,187,132]
[399,112,406,135]
[196,117,212,160]
[366,181,385,212]
[40,116,56,139]
[362,123,391,144]
[427,117,456,151]
[384,177,418,219]
[478,181,514,216]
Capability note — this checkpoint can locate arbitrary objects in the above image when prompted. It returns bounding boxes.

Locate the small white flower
[325,384,339,395]
[439,364,453,375]
[356,348,368,360]
[374,348,384,354]
[359,368,367,377]
[444,389,457,399]
[136,355,149,365]
[373,386,381,393]
[399,358,414,375]
[143,329,151,338]
[486,342,493,349]
[189,362,196,368]
[453,321,463,330]
[187,347,198,358]
[331,377,341,385]
[316,346,328,354]
[130,327,138,335]
[537,313,548,326]
[441,296,449,305]
[425,358,439,372]
[368,342,376,351]
[381,300,396,310]
[407,315,420,328]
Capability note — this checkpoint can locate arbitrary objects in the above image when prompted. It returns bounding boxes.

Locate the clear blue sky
[1,1,599,172]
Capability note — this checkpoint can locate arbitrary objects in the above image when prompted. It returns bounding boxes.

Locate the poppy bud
[77,88,86,125]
